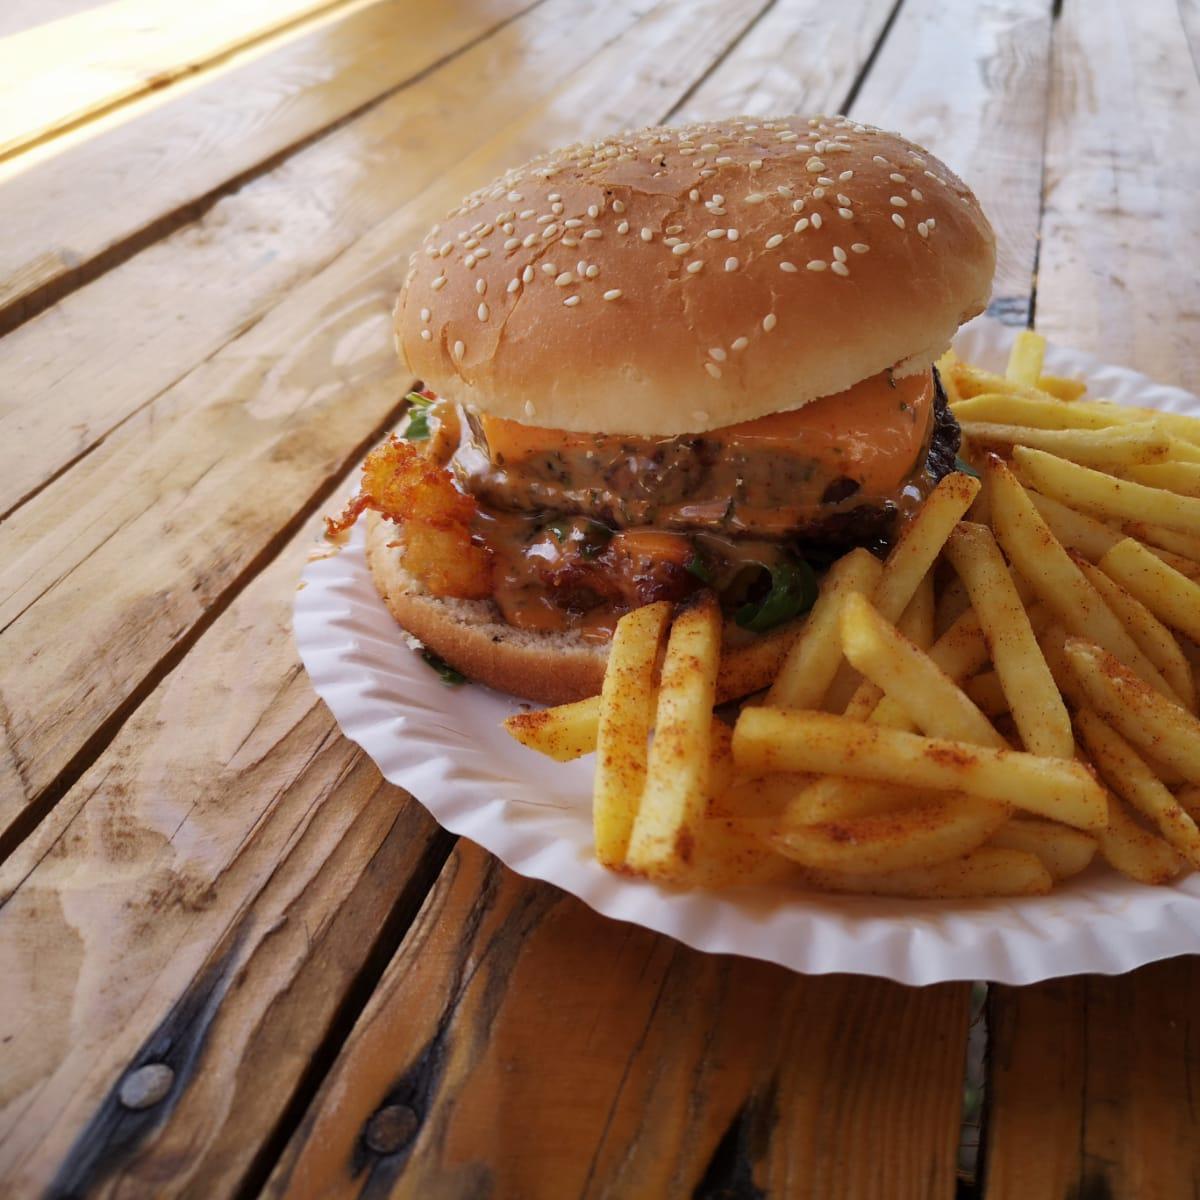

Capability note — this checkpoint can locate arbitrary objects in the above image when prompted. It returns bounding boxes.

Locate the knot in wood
[364,1104,418,1155]
[118,1063,175,1110]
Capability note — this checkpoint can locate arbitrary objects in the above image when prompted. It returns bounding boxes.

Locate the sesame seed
[812,188,826,200]
[851,243,870,253]
[563,295,581,306]
[713,193,725,204]
[731,336,749,352]
[519,209,535,219]
[699,168,716,177]
[564,218,583,229]
[507,278,520,293]
[707,229,725,239]
[524,400,536,417]
[780,261,798,273]
[873,155,889,165]
[831,261,849,276]
[725,257,739,272]
[577,260,587,276]
[583,229,602,239]
[762,313,777,332]
[727,228,739,241]
[889,173,906,183]
[420,307,431,322]
[833,246,847,262]
[522,233,537,248]
[665,237,680,247]
[453,339,465,360]
[777,185,794,198]
[749,159,763,171]
[542,224,558,237]
[431,275,447,291]
[806,260,827,271]
[440,241,453,256]
[890,196,908,207]
[709,347,727,361]
[837,208,853,220]
[603,289,622,300]
[927,218,936,229]
[672,242,692,255]
[612,199,625,213]
[689,189,700,202]
[792,198,806,213]
[536,214,553,225]
[585,265,599,279]
[587,204,599,218]
[794,218,810,232]
[477,303,489,321]
[464,254,476,268]
[617,221,630,234]
[641,227,653,242]
[745,192,765,204]
[420,329,432,341]
[504,237,520,250]
[508,191,523,202]
[892,213,906,229]
[836,193,851,206]
[839,170,854,181]
[666,224,683,235]
[817,176,835,186]
[551,203,564,216]
[705,362,722,379]
[806,157,826,173]
[476,279,487,295]
[917,221,929,238]
[555,272,574,286]
[686,260,703,274]
[562,236,579,247]
[811,213,823,229]
[766,233,784,249]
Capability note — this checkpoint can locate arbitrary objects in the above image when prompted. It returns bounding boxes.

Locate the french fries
[502,330,1200,901]
[733,709,1107,830]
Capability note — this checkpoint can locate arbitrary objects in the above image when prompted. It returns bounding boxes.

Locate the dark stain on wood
[1066,1173,1116,1200]
[692,1078,778,1200]
[46,928,246,1199]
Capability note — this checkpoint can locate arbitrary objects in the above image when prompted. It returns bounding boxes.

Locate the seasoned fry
[1036,375,1088,401]
[1075,551,1196,710]
[1075,709,1200,867]
[1099,538,1200,646]
[1095,791,1184,885]
[1064,638,1200,785]
[964,671,1008,717]
[1005,330,1046,386]
[716,621,804,704]
[945,522,1073,757]
[711,773,814,820]
[896,571,936,649]
[1014,445,1200,535]
[766,548,882,710]
[1026,490,1122,559]
[593,602,672,866]
[685,816,797,888]
[959,420,1170,469]
[1070,401,1200,448]
[783,778,924,825]
[626,594,722,877]
[839,593,1005,749]
[1120,519,1200,566]
[768,794,1008,874]
[505,695,604,763]
[987,819,1096,881]
[951,393,1117,430]
[987,456,1174,699]
[801,848,1053,898]
[1123,461,1200,496]
[733,709,1108,829]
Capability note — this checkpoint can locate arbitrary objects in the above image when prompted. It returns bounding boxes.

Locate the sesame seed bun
[365,513,802,704]
[396,115,994,436]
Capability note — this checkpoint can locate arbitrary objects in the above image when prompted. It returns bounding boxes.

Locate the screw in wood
[118,1063,175,1110]
[363,1104,418,1155]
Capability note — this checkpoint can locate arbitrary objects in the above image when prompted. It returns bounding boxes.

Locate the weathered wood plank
[1033,0,1200,389]
[0,0,642,519]
[0,494,452,1195]
[266,844,970,1200]
[0,0,360,162]
[0,0,766,833]
[0,0,536,331]
[847,0,1055,324]
[985,2,1200,1195]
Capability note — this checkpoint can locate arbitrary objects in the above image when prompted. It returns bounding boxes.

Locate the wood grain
[0,492,451,1195]
[848,0,1055,325]
[1034,0,1200,389]
[0,0,361,161]
[985,963,1200,1199]
[0,0,647,519]
[0,0,768,831]
[0,0,536,331]
[267,843,970,1200]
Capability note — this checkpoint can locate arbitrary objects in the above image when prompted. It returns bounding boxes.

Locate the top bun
[396,115,995,436]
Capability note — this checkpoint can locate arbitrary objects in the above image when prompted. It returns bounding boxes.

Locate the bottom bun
[365,513,804,705]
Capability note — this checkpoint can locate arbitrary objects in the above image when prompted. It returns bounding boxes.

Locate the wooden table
[2,1,1199,1195]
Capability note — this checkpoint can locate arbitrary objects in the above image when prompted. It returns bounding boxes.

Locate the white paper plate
[294,317,1200,984]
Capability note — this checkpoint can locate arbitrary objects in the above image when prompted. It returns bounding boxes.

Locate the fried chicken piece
[327,435,492,598]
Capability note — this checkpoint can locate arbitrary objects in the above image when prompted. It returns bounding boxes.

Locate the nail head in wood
[364,1104,418,1155]
[118,1063,175,1110]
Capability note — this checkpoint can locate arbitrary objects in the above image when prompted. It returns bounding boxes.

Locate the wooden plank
[0,0,719,823]
[0,0,642,519]
[986,964,1200,1199]
[0,0,360,161]
[266,843,970,1200]
[0,0,536,331]
[985,2,1200,1195]
[0,494,451,1195]
[1033,0,1200,389]
[848,0,1055,324]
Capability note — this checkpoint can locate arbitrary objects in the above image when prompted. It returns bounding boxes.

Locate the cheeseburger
[329,115,995,703]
